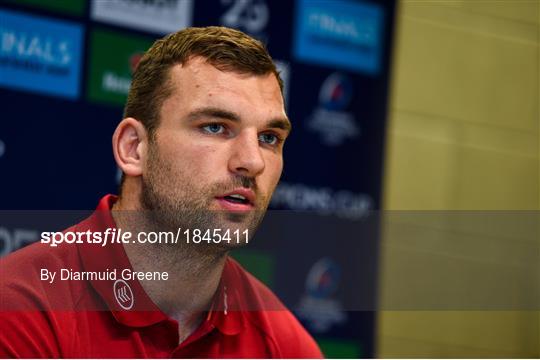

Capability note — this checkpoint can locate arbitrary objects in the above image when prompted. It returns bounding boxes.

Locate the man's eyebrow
[267,118,292,134]
[186,107,241,122]
[187,106,292,133]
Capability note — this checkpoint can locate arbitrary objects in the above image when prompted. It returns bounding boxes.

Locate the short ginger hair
[123,26,283,137]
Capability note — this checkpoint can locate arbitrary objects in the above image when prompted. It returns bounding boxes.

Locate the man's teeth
[229,194,246,200]
[224,194,248,204]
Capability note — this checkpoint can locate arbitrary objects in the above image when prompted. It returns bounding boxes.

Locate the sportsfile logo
[306,73,360,146]
[0,9,83,99]
[91,0,193,35]
[293,0,384,75]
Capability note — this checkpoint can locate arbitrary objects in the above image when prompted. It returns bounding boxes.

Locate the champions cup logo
[307,73,360,146]
[296,258,347,333]
[319,73,352,111]
[306,258,341,299]
[114,279,134,310]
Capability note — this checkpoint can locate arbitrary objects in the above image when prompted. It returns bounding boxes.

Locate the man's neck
[111,196,228,341]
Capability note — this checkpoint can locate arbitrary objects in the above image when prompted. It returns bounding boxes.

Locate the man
[0,27,323,358]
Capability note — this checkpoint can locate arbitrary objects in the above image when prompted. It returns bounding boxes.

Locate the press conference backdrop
[0,0,396,357]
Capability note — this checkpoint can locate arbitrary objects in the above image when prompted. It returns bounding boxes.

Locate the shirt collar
[207,265,245,335]
[78,194,166,327]
[78,194,245,334]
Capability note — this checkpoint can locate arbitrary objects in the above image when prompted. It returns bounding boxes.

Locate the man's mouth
[215,189,255,211]
[223,194,250,204]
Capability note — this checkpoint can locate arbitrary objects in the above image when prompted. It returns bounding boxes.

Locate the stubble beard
[139,141,267,257]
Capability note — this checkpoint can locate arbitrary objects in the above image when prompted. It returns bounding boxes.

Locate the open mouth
[222,194,250,205]
[216,189,255,211]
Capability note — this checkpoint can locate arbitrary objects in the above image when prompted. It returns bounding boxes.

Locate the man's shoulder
[225,257,323,358]
[0,236,80,357]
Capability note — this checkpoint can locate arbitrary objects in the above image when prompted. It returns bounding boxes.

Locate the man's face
[140,57,290,244]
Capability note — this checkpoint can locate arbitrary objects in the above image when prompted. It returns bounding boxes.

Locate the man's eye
[202,124,225,134]
[259,133,279,145]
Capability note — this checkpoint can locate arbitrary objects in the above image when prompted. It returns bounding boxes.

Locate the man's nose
[228,130,265,178]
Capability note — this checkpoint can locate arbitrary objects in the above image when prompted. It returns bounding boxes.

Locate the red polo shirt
[0,195,322,358]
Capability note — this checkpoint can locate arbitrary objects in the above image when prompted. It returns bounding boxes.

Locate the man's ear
[112,117,148,178]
